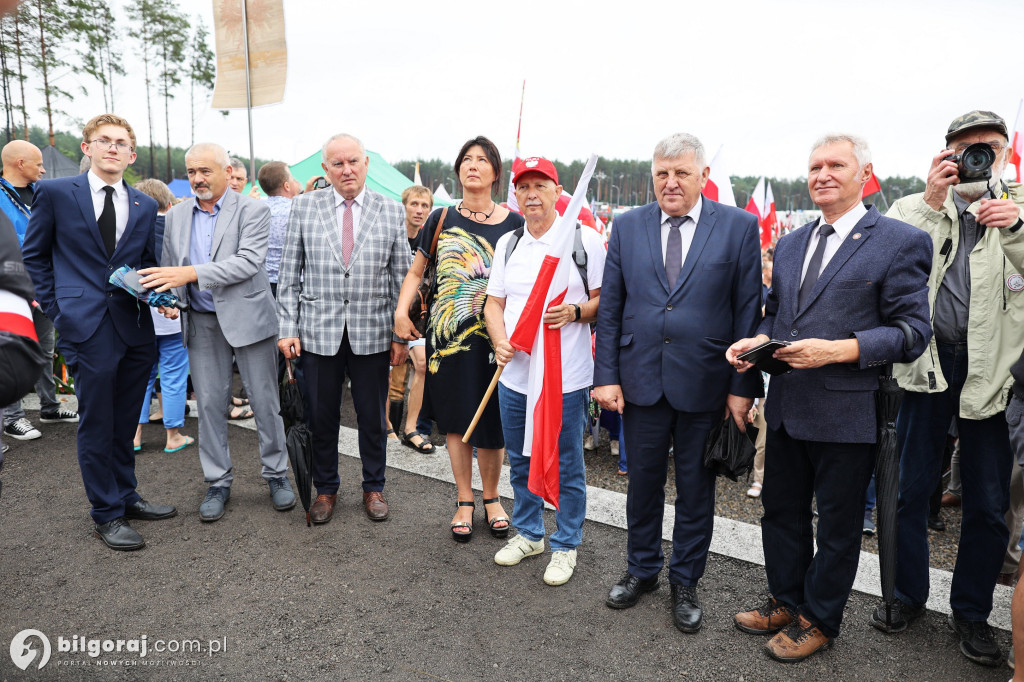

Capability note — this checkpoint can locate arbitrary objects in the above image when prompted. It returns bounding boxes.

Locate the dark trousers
[622,397,717,586]
[301,332,389,494]
[895,342,1012,620]
[762,424,874,638]
[61,315,156,524]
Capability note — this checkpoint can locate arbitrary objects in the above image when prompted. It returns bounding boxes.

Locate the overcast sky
[31,0,1024,181]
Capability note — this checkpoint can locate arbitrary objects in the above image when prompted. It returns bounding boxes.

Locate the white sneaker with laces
[4,418,41,441]
[544,549,577,586]
[494,534,545,566]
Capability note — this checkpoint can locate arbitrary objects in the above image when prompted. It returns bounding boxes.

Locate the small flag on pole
[702,146,737,207]
[862,172,882,197]
[1010,99,1023,183]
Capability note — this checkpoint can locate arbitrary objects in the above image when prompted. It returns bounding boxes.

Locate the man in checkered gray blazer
[277,134,411,525]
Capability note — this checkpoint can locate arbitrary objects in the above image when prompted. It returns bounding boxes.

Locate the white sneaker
[494,534,544,566]
[583,434,596,451]
[610,440,620,456]
[4,418,41,441]
[746,482,762,498]
[544,549,577,586]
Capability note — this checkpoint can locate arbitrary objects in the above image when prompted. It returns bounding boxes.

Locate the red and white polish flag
[764,181,778,241]
[702,146,737,207]
[0,290,37,340]
[1010,99,1023,183]
[507,155,598,510]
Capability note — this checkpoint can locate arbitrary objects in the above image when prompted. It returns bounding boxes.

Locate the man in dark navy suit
[595,132,763,634]
[727,134,932,662]
[22,114,178,551]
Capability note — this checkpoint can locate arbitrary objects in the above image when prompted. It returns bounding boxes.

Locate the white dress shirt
[799,202,867,283]
[87,169,130,242]
[660,195,702,265]
[333,185,366,239]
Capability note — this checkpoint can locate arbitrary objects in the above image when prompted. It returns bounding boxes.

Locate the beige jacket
[886,182,1024,419]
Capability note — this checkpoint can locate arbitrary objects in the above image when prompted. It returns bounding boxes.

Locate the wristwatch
[572,303,581,321]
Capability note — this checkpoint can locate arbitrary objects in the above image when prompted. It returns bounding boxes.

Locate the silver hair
[652,133,706,167]
[809,133,872,168]
[321,133,365,164]
[185,143,231,169]
[228,157,246,174]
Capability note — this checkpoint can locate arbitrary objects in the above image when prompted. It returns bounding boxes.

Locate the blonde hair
[82,114,137,151]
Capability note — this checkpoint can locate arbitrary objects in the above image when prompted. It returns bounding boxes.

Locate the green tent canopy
[244,149,453,206]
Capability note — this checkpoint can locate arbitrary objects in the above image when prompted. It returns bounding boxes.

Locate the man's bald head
[1,140,45,185]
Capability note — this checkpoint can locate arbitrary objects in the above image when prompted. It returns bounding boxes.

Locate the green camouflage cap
[945,110,1008,143]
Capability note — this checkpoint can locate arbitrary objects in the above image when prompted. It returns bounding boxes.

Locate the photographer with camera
[875,110,1024,667]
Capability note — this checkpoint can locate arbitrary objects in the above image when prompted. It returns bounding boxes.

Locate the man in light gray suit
[139,142,294,522]
[278,133,411,524]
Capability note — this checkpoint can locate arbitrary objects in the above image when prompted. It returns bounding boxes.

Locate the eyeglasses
[952,141,1005,154]
[90,138,133,153]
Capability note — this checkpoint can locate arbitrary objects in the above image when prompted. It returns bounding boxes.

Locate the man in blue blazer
[727,134,932,662]
[595,133,763,633]
[22,114,177,551]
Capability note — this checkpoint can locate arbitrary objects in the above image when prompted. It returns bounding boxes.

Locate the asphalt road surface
[0,419,1009,681]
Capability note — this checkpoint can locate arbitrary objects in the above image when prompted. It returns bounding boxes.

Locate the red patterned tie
[342,199,354,266]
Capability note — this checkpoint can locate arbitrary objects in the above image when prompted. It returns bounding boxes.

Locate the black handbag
[408,207,448,337]
[703,416,759,481]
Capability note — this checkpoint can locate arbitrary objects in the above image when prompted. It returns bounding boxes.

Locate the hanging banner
[210,0,287,108]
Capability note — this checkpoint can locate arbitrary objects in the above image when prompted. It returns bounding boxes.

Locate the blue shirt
[188,195,223,313]
[264,195,291,284]
[0,177,33,246]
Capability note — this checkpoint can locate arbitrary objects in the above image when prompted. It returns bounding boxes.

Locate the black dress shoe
[670,584,703,633]
[94,518,145,551]
[928,514,946,531]
[606,572,659,609]
[124,498,178,521]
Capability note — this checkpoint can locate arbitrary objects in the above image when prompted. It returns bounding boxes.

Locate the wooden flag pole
[462,366,504,443]
[240,0,256,183]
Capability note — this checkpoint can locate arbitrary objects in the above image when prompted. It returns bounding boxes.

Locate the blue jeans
[138,334,190,429]
[498,383,588,552]
[895,342,1012,620]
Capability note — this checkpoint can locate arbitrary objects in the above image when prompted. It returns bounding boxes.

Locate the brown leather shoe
[309,494,337,524]
[735,596,794,635]
[363,491,389,521]
[996,571,1017,587]
[764,614,832,663]
[940,492,961,507]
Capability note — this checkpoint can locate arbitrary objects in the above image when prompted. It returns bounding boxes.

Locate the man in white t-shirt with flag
[484,156,604,586]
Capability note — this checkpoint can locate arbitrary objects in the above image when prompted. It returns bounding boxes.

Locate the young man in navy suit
[22,114,178,551]
[595,133,763,634]
[727,134,932,662]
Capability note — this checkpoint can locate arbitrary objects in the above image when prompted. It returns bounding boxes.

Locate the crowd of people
[3,107,1024,674]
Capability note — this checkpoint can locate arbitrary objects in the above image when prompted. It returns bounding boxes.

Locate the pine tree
[188,17,216,147]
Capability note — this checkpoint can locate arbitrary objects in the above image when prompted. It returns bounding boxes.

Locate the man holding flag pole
[483,155,603,586]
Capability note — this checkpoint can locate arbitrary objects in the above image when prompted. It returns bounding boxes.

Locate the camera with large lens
[943,142,996,182]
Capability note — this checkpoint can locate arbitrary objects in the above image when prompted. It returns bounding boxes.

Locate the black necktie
[798,223,835,309]
[665,216,687,289]
[98,185,116,257]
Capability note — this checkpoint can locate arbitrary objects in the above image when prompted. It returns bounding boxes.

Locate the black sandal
[451,500,474,542]
[402,431,435,454]
[482,497,510,538]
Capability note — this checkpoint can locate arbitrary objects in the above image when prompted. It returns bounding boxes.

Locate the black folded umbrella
[873,320,914,628]
[703,416,759,481]
[280,359,313,526]
[873,372,903,628]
